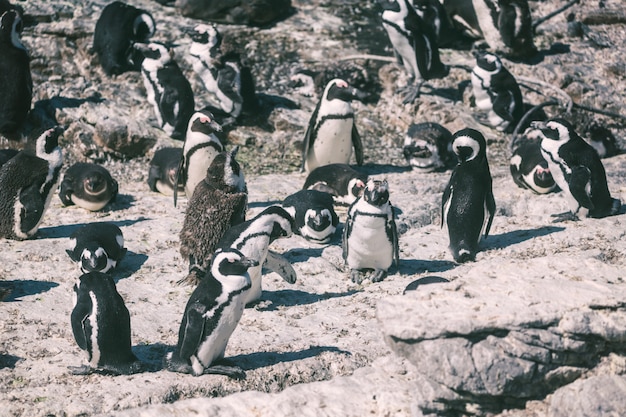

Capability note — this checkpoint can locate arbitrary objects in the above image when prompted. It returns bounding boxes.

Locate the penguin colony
[0,0,623,383]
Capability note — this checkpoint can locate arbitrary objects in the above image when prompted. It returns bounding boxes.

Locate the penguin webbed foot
[68,365,94,375]
[399,82,425,104]
[204,359,246,380]
[370,269,388,283]
[350,269,365,284]
[550,211,579,223]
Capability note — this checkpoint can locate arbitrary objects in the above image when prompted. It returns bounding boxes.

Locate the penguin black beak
[206,118,222,132]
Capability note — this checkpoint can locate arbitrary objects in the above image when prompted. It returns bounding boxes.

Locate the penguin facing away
[178,146,248,286]
[342,179,399,284]
[59,163,118,211]
[301,79,366,173]
[535,118,621,221]
[216,205,296,306]
[69,271,142,375]
[0,9,32,136]
[510,127,556,195]
[164,248,258,379]
[442,128,496,263]
[282,189,339,245]
[66,222,127,274]
[302,163,368,206]
[92,1,156,76]
[148,147,183,196]
[136,42,195,140]
[0,126,63,240]
[403,122,455,172]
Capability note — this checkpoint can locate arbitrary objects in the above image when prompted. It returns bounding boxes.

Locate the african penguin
[510,127,556,194]
[342,179,399,284]
[216,205,296,305]
[164,248,258,379]
[92,1,155,76]
[282,190,339,245]
[535,118,621,221]
[148,147,183,196]
[59,163,118,211]
[176,109,224,205]
[66,222,127,274]
[301,79,366,173]
[136,42,195,140]
[403,122,455,172]
[0,126,63,240]
[585,122,620,159]
[178,146,247,286]
[471,51,523,133]
[442,128,496,263]
[302,163,368,205]
[377,0,448,103]
[69,271,142,375]
[0,8,31,137]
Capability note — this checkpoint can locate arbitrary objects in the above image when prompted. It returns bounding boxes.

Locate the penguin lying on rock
[148,147,183,196]
[302,163,368,206]
[403,122,455,172]
[59,163,118,211]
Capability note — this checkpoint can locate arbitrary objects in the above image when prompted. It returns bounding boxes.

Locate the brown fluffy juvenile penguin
[178,146,247,286]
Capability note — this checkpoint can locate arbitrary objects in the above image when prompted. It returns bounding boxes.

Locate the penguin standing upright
[535,118,621,221]
[177,109,224,204]
[471,52,523,133]
[377,0,448,103]
[136,42,195,140]
[216,205,296,305]
[302,163,368,205]
[66,222,127,274]
[92,1,155,76]
[148,147,183,196]
[0,9,31,136]
[343,179,399,284]
[0,127,63,240]
[179,146,247,286]
[59,163,118,211]
[402,122,455,172]
[442,128,496,263]
[164,248,257,379]
[282,190,339,244]
[69,271,142,375]
[301,79,366,173]
[510,127,556,194]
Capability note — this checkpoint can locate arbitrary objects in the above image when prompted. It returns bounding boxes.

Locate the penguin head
[262,205,295,240]
[349,177,367,200]
[305,208,332,232]
[474,52,502,73]
[35,126,63,157]
[585,122,619,158]
[324,79,369,104]
[211,248,259,279]
[135,42,173,67]
[189,24,221,54]
[82,171,108,195]
[187,110,223,136]
[452,128,486,163]
[132,12,156,42]
[363,179,390,207]
[80,247,110,273]
[532,118,578,144]
[0,9,25,50]
[533,164,555,189]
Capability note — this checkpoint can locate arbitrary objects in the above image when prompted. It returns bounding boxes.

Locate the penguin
[282,190,339,244]
[510,127,556,194]
[147,147,183,196]
[301,79,366,173]
[135,42,195,140]
[176,109,224,205]
[302,163,368,205]
[0,148,18,166]
[342,179,399,284]
[92,1,156,76]
[584,122,620,159]
[377,0,448,103]
[179,146,247,286]
[164,248,258,379]
[59,163,118,211]
[0,9,31,136]
[471,51,523,133]
[69,271,142,375]
[66,223,127,274]
[402,122,455,172]
[442,128,496,263]
[0,126,63,240]
[216,205,296,305]
[534,118,621,221]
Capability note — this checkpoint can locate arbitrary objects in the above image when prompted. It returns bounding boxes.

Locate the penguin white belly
[142,70,164,128]
[471,71,493,111]
[541,148,581,214]
[347,216,393,270]
[185,148,220,198]
[472,0,506,51]
[70,195,109,212]
[236,238,270,305]
[307,119,354,170]
[87,292,101,367]
[382,23,417,78]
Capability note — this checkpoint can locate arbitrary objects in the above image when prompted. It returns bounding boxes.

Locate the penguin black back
[303,163,368,205]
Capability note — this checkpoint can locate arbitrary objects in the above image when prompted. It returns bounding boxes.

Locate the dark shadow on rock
[232,345,351,371]
[397,259,457,276]
[104,193,136,211]
[29,94,105,130]
[1,280,59,302]
[257,289,359,311]
[238,93,300,132]
[483,226,565,250]
[132,343,171,373]
[37,217,150,240]
[403,275,450,294]
[0,354,21,369]
[113,251,149,281]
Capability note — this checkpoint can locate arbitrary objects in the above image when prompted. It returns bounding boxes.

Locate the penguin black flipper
[216,64,243,111]
[160,85,185,132]
[300,100,323,172]
[491,89,516,122]
[70,289,92,352]
[178,302,207,360]
[388,204,399,267]
[264,250,297,284]
[173,151,185,207]
[484,187,496,238]
[352,124,364,166]
[147,165,161,192]
[569,166,594,211]
[441,178,454,228]
[341,207,354,262]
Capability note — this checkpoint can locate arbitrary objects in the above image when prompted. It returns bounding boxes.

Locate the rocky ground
[1,0,626,416]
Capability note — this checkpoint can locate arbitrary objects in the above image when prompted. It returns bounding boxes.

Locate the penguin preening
[342,179,399,284]
[148,147,183,196]
[66,222,127,274]
[0,126,63,240]
[92,1,156,76]
[301,79,366,173]
[442,128,496,263]
[302,163,368,206]
[164,248,257,379]
[0,8,31,137]
[136,42,195,140]
[59,163,118,211]
[510,127,556,195]
[70,271,142,375]
[378,0,448,103]
[535,118,621,221]
[402,122,455,172]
